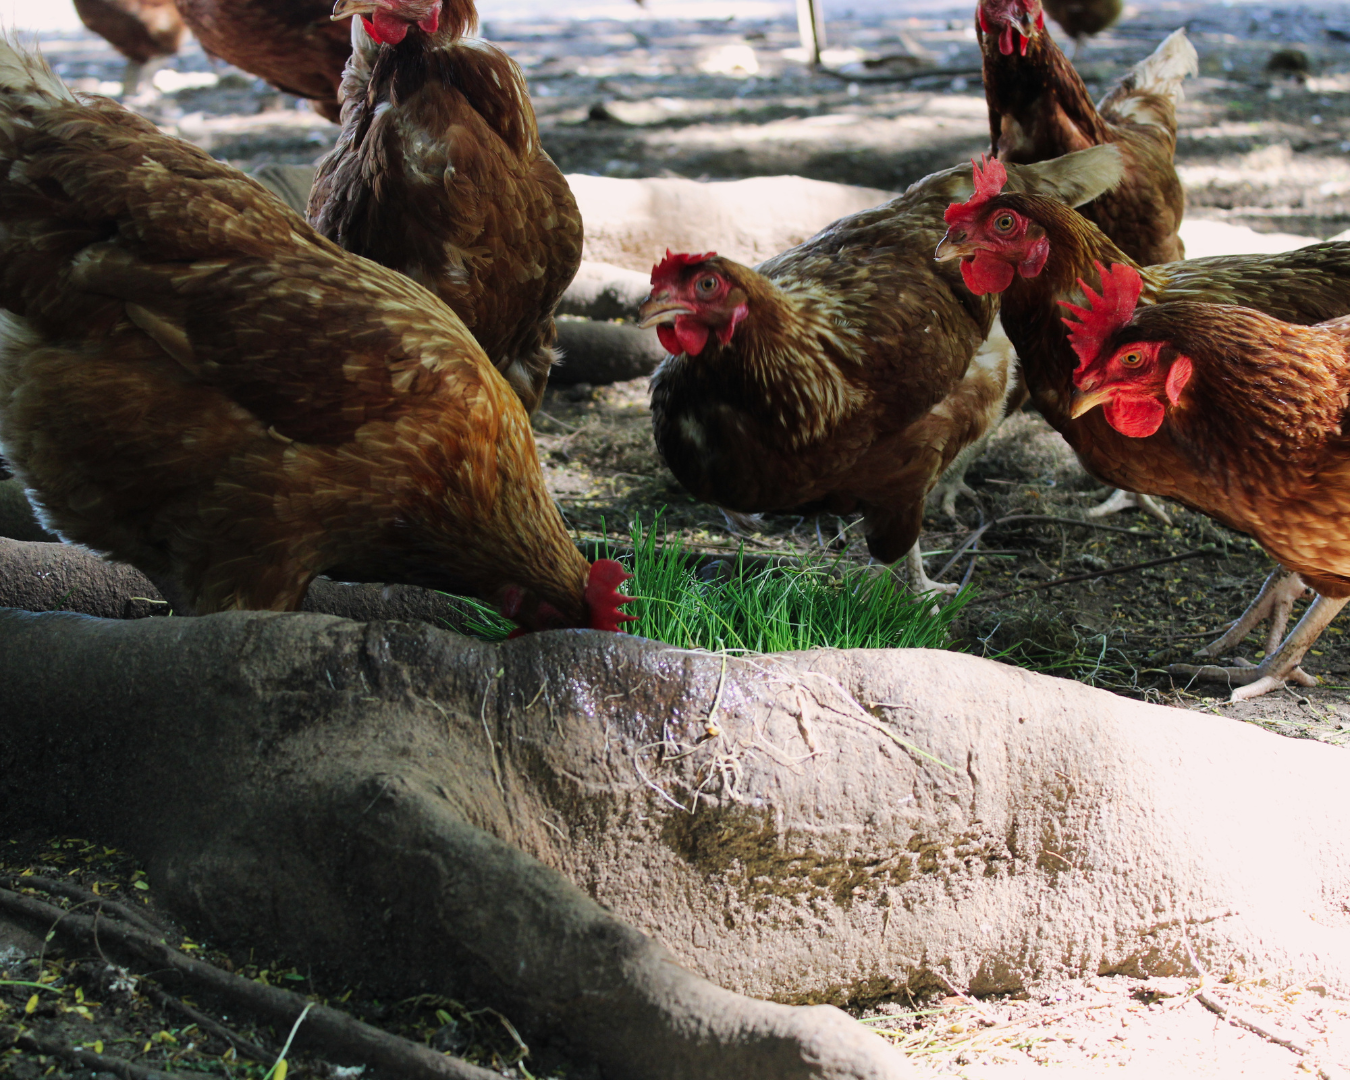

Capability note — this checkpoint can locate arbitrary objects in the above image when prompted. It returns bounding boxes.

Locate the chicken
[637,146,1123,591]
[1062,266,1350,700]
[308,0,582,416]
[0,35,633,633]
[935,158,1350,695]
[174,0,353,121]
[1040,0,1121,56]
[74,0,185,94]
[977,10,1196,521]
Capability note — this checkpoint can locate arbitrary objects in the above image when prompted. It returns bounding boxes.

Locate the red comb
[585,559,637,633]
[944,155,1008,225]
[651,249,716,286]
[1057,262,1143,371]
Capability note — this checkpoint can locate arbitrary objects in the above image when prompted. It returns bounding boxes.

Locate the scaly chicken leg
[1195,567,1311,661]
[1085,488,1172,525]
[1171,595,1347,702]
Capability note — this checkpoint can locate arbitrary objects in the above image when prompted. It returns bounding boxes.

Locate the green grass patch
[462,513,968,653]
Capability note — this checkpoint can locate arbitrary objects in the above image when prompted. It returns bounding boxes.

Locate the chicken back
[309,0,583,415]
[0,35,631,633]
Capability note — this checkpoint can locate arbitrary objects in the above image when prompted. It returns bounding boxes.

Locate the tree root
[2,1024,184,1080]
[0,886,503,1080]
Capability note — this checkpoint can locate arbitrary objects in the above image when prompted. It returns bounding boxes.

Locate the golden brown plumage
[308,3,582,415]
[640,147,1122,569]
[75,0,185,66]
[1060,272,1350,697]
[979,1,1195,267]
[0,36,631,632]
[173,0,353,121]
[1041,0,1121,51]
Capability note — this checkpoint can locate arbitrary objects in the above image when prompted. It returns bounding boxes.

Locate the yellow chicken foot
[904,543,961,597]
[1086,488,1173,525]
[1170,594,1348,702]
[1195,567,1310,660]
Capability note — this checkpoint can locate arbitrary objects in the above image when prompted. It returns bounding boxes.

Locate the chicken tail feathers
[0,33,75,115]
[1125,29,1198,105]
[1010,144,1125,209]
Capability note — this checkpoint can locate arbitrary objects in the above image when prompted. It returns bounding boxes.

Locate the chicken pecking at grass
[0,34,633,634]
[174,0,353,121]
[978,2,1197,524]
[1063,266,1350,701]
[308,0,582,416]
[74,0,185,94]
[936,158,1350,697]
[638,146,1124,595]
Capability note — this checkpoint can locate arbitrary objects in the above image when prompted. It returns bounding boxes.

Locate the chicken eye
[695,275,719,295]
[994,213,1015,232]
[1120,351,1142,366]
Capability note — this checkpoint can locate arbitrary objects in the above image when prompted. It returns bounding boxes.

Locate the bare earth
[14,4,1350,1075]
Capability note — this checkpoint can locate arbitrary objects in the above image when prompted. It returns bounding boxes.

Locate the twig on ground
[2,873,166,937]
[2,1024,183,1080]
[0,887,501,1080]
[972,549,1219,605]
[816,63,984,84]
[140,981,274,1064]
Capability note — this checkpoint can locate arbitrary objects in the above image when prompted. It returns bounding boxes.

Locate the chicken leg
[905,542,961,596]
[1086,488,1173,525]
[1170,593,1348,702]
[1195,567,1310,660]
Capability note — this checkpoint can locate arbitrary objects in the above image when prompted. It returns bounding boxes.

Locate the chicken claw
[1170,594,1348,702]
[1085,488,1173,525]
[904,543,961,597]
[1196,567,1310,660]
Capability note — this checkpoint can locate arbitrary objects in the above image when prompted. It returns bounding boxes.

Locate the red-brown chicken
[174,0,353,121]
[637,147,1122,587]
[0,36,632,633]
[979,4,1194,268]
[935,158,1350,695]
[978,6,1195,521]
[1062,264,1350,699]
[74,0,185,93]
[308,0,582,415]
[1040,0,1121,56]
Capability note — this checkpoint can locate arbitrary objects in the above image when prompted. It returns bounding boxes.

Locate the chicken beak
[1069,386,1114,419]
[934,230,975,263]
[332,0,380,20]
[637,298,694,329]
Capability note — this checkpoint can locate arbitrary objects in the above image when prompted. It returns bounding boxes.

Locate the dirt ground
[12,3,1350,1076]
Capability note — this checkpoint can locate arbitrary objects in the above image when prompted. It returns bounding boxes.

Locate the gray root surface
[0,536,476,630]
[553,316,667,384]
[3,601,1350,1053]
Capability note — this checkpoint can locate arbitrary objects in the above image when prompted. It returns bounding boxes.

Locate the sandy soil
[12,4,1350,1076]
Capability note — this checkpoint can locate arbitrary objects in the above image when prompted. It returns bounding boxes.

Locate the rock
[557,260,653,320]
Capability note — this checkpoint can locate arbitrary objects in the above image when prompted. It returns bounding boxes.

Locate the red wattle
[978,7,990,32]
[960,251,1015,295]
[368,9,411,44]
[999,24,1014,54]
[1018,30,1029,55]
[674,316,710,356]
[1103,396,1165,438]
[656,325,682,355]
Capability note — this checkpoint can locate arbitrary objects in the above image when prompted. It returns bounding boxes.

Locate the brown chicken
[174,0,353,121]
[74,0,185,93]
[935,158,1350,695]
[1063,265,1350,700]
[637,146,1123,586]
[308,0,582,415]
[979,6,1194,268]
[978,7,1195,521]
[0,36,633,633]
[1040,0,1121,56]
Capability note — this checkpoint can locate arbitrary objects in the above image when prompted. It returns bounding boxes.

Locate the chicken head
[638,251,750,357]
[935,157,1051,294]
[978,0,1045,55]
[331,0,461,45]
[1061,262,1193,437]
[501,559,636,635]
